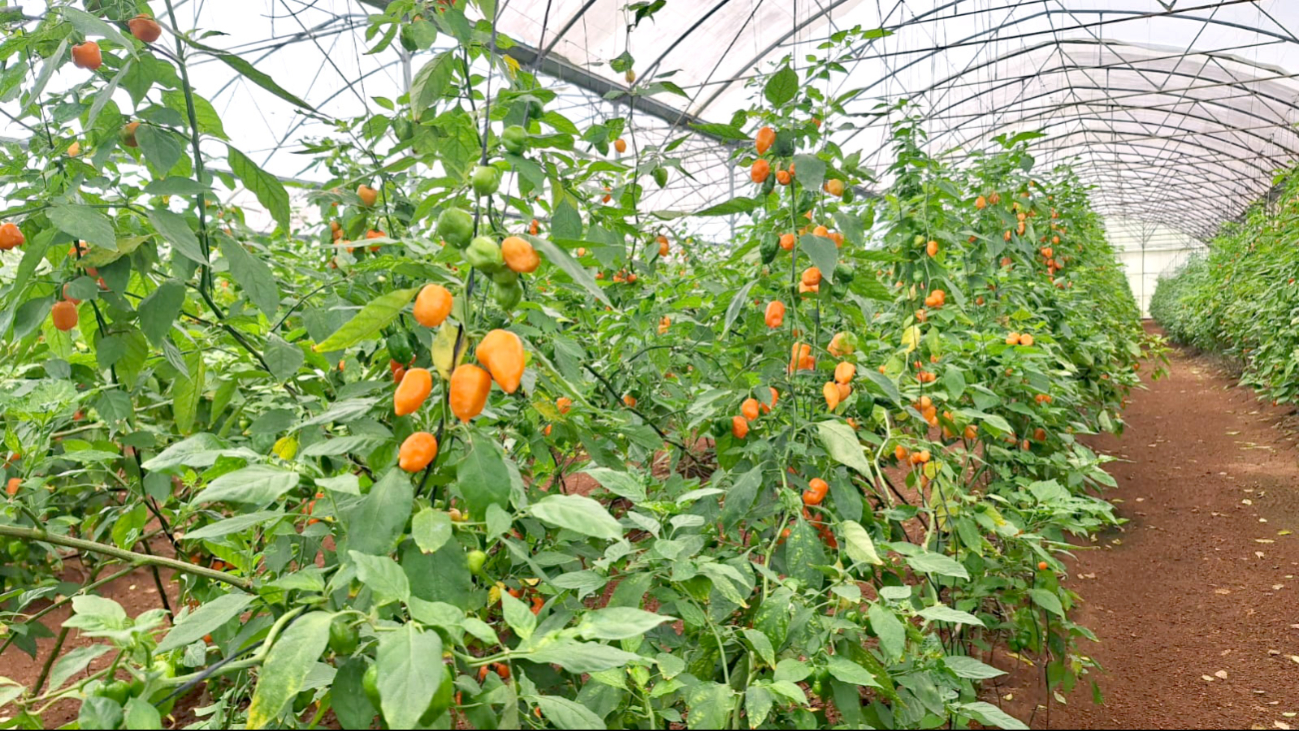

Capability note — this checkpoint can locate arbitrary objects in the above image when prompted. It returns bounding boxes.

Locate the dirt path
[996,324,1299,730]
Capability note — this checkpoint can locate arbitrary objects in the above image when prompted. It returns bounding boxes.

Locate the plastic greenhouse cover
[3,0,1299,245]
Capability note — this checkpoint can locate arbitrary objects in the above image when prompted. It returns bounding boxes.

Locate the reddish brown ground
[1,534,183,727]
[992,325,1299,729]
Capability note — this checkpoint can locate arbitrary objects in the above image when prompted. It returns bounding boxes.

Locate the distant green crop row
[1150,173,1299,406]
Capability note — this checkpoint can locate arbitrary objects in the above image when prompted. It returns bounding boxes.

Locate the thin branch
[0,526,253,590]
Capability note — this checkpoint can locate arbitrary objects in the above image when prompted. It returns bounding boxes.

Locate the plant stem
[0,525,253,590]
[32,626,69,694]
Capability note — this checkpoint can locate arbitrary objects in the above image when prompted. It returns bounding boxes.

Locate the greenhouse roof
[5,0,1298,244]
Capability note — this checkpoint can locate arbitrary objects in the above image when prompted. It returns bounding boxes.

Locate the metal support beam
[356,0,726,143]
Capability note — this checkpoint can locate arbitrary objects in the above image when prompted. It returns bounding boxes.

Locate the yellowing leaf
[901,325,921,354]
[431,324,467,380]
[273,435,298,460]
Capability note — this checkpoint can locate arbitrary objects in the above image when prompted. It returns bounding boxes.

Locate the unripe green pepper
[471,165,500,197]
[436,208,474,249]
[502,125,528,155]
[760,236,779,264]
[466,236,504,273]
[494,281,523,311]
[329,618,359,656]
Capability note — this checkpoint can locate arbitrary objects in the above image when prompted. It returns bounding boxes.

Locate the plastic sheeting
[4,0,1297,244]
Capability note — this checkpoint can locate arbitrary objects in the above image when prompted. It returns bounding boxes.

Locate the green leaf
[138,280,186,346]
[411,508,453,554]
[182,511,285,541]
[220,238,280,318]
[831,209,865,247]
[456,433,512,521]
[907,552,969,580]
[720,464,763,530]
[191,465,300,506]
[799,233,838,284]
[313,288,418,353]
[350,551,410,606]
[50,204,115,251]
[533,697,606,730]
[581,468,646,503]
[245,611,333,729]
[685,682,735,730]
[792,154,826,192]
[332,659,376,730]
[123,698,162,730]
[172,349,205,436]
[742,628,776,668]
[178,37,315,112]
[745,685,774,728]
[817,421,873,478]
[162,90,228,140]
[917,605,984,627]
[523,639,643,673]
[861,369,901,405]
[530,494,623,540]
[346,469,413,556]
[135,125,183,173]
[868,603,906,663]
[1028,588,1066,617]
[62,6,131,47]
[525,235,612,308]
[148,208,206,265]
[228,146,291,231]
[141,433,225,471]
[764,65,799,106]
[688,122,750,141]
[263,335,303,382]
[784,520,825,590]
[551,199,583,240]
[48,646,110,692]
[410,51,457,120]
[722,280,758,336]
[944,655,1006,680]
[957,702,1029,730]
[501,591,537,640]
[840,520,883,566]
[157,593,254,652]
[577,608,673,640]
[79,697,122,731]
[695,197,759,216]
[826,656,883,688]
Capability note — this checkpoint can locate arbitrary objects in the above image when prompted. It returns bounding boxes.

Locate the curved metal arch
[838,38,1299,152]
[631,0,735,90]
[1020,139,1282,188]
[832,4,1299,106]
[916,37,1299,108]
[1083,191,1233,233]
[923,86,1299,159]
[921,68,1299,138]
[1045,155,1258,202]
[1082,193,1225,235]
[692,0,873,114]
[942,105,1299,163]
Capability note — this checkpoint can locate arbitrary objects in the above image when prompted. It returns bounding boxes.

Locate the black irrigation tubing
[154,639,265,707]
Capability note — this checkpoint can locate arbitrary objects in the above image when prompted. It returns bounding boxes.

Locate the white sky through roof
[4,0,1298,248]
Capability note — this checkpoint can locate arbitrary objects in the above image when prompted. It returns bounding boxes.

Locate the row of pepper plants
[0,1,1151,728]
[1150,169,1299,407]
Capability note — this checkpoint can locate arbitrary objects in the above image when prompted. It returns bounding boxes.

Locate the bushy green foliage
[1150,173,1299,406]
[0,2,1150,729]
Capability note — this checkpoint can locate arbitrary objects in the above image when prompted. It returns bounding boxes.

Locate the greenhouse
[1,1,1297,729]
